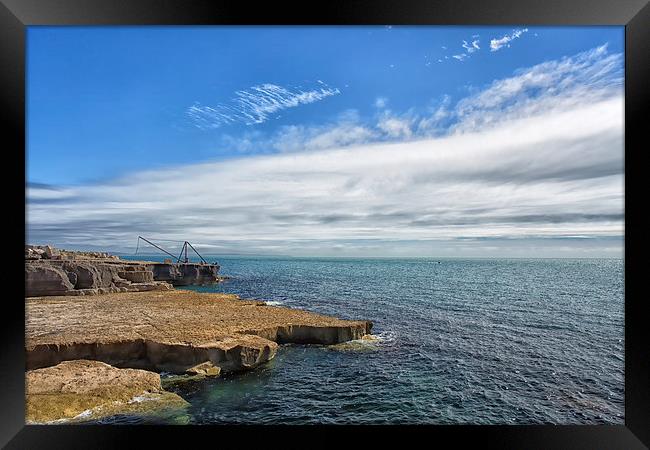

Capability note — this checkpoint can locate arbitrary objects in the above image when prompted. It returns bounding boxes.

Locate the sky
[26,26,624,257]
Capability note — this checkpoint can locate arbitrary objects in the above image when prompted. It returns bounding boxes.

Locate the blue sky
[26,26,624,257]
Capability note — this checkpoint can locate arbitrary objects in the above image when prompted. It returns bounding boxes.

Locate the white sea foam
[73,409,94,419]
[372,331,397,344]
[127,394,157,404]
[265,301,284,306]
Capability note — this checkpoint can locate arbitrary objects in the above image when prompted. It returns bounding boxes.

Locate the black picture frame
[2,0,648,447]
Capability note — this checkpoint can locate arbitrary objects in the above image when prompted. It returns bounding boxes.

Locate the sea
[91,256,624,425]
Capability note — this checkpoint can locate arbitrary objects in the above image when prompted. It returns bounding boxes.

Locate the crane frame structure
[135,236,209,264]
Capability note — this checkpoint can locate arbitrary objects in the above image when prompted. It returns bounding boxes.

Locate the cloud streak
[219,45,622,153]
[27,99,623,255]
[490,28,529,51]
[462,39,480,53]
[27,46,624,257]
[186,81,340,129]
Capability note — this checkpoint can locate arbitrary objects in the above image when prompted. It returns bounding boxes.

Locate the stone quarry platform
[26,290,373,374]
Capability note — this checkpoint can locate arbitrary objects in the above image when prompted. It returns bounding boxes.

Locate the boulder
[26,360,188,423]
[185,361,222,377]
[43,245,59,259]
[25,264,74,297]
[25,246,47,260]
[62,262,101,289]
[60,261,133,289]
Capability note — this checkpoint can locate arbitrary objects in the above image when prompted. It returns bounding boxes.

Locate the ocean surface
[93,256,624,425]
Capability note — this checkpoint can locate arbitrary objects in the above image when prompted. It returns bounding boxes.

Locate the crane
[135,236,209,264]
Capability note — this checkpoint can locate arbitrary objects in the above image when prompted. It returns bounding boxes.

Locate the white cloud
[271,122,377,154]
[28,97,623,254]
[490,28,528,52]
[186,81,340,129]
[28,46,624,256]
[417,95,452,135]
[452,44,622,133]
[376,115,413,138]
[217,109,378,154]
[374,97,388,108]
[462,39,480,53]
[442,37,481,63]
[219,107,422,154]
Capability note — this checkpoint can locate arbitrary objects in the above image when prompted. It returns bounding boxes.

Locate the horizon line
[115,253,624,260]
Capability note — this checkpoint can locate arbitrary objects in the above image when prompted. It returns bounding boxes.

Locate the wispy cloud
[377,114,414,138]
[220,108,421,154]
[26,183,78,204]
[270,110,378,153]
[490,28,529,52]
[27,98,623,255]
[27,46,623,257]
[452,44,621,132]
[374,97,388,108]
[186,81,340,129]
[206,45,621,153]
[462,39,480,53]
[447,38,480,62]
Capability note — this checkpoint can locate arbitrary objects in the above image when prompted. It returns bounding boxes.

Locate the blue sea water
[97,256,624,425]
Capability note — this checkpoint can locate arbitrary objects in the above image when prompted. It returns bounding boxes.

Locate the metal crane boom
[136,236,181,262]
[136,236,211,264]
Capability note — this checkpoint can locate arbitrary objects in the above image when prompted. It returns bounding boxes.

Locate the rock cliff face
[147,262,220,286]
[25,264,75,296]
[25,245,220,296]
[25,260,172,297]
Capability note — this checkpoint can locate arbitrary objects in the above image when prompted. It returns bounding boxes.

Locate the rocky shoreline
[25,246,373,423]
[25,244,221,297]
[26,360,189,424]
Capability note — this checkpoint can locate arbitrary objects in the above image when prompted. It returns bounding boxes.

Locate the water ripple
[102,257,623,425]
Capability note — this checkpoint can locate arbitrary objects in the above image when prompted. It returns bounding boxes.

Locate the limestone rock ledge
[26,360,188,424]
[26,290,372,374]
[25,244,221,296]
[27,335,279,374]
[25,260,173,297]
